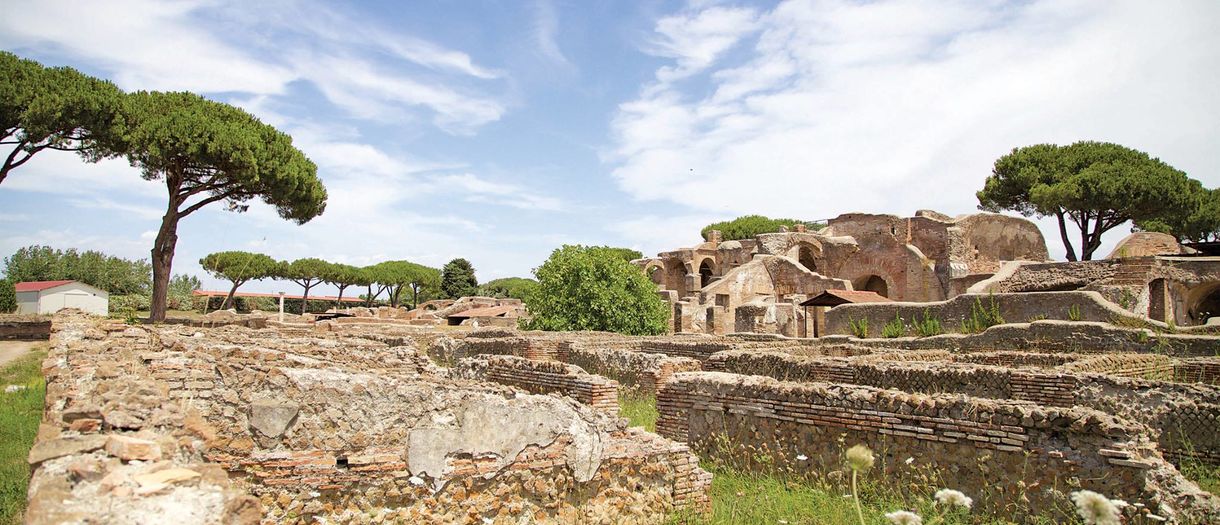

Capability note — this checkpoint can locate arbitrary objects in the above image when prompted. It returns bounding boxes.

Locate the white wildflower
[796,454,808,461]
[904,457,914,465]
[845,444,874,472]
[408,476,424,486]
[884,510,923,525]
[934,488,973,510]
[1071,490,1121,525]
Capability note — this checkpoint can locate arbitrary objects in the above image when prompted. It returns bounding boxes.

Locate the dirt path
[0,341,42,369]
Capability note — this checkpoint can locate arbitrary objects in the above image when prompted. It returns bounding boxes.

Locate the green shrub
[848,317,869,338]
[960,295,1004,334]
[0,279,15,313]
[109,294,151,313]
[881,314,906,338]
[523,245,669,335]
[701,215,824,241]
[911,309,943,337]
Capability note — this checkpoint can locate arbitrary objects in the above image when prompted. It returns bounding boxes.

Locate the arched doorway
[854,275,889,298]
[797,246,817,272]
[646,264,663,285]
[1188,283,1220,325]
[699,259,715,288]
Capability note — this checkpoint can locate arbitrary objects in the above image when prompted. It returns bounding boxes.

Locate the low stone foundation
[559,343,701,393]
[657,372,1220,522]
[458,355,620,411]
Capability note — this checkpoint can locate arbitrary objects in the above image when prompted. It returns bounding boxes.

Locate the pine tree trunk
[300,282,313,314]
[1055,211,1078,262]
[222,281,241,310]
[149,211,179,323]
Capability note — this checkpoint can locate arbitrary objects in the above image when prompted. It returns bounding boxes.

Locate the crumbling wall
[455,355,620,410]
[656,372,1220,521]
[1174,357,1220,385]
[559,342,700,393]
[28,312,713,524]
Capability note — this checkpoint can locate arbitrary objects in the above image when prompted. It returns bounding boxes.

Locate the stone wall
[457,355,620,411]
[988,260,1120,293]
[656,372,1220,521]
[814,320,1219,357]
[704,350,1220,468]
[823,291,1153,336]
[27,312,712,524]
[559,343,701,393]
[0,315,51,340]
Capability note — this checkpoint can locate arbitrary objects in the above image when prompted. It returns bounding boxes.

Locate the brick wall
[1173,357,1220,385]
[638,340,735,362]
[477,355,620,410]
[560,343,701,393]
[657,372,1220,521]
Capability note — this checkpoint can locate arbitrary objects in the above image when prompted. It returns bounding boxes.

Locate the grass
[619,390,658,432]
[0,345,47,525]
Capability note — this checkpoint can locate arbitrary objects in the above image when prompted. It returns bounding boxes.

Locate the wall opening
[1148,279,1168,323]
[854,275,889,298]
[797,246,817,272]
[1187,282,1220,326]
[699,260,714,288]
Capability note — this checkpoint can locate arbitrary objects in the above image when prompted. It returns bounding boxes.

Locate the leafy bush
[911,310,943,337]
[959,295,1004,334]
[848,317,869,338]
[523,245,668,335]
[0,279,15,313]
[478,277,538,300]
[109,294,150,313]
[701,215,823,241]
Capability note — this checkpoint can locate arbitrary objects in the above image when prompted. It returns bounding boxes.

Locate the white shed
[15,280,109,316]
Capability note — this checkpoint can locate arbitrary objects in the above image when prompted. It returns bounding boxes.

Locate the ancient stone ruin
[19,212,1220,524]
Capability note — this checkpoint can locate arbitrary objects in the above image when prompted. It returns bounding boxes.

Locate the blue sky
[1,0,1218,295]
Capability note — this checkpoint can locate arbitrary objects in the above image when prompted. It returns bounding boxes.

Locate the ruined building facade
[636,210,1049,335]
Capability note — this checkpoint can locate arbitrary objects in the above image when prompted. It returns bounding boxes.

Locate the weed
[619,390,658,432]
[881,314,907,338]
[960,295,1004,334]
[1067,304,1082,322]
[849,317,869,339]
[1027,314,1048,322]
[1,346,47,525]
[911,309,944,337]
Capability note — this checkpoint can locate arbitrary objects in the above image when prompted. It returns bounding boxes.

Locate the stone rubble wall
[558,342,701,393]
[455,355,621,411]
[825,291,1158,336]
[28,312,712,524]
[1059,353,1176,380]
[988,260,1120,293]
[656,371,1220,522]
[814,320,1219,357]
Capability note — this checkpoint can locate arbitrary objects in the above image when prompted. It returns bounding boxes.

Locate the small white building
[15,280,109,316]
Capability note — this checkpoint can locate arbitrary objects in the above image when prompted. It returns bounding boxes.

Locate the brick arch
[840,255,903,299]
[696,257,717,288]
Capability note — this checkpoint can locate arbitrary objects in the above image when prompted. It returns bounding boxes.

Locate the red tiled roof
[192,290,365,302]
[14,280,76,292]
[799,289,892,307]
[447,305,519,318]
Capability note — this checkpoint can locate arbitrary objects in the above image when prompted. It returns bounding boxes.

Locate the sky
[1,0,1218,296]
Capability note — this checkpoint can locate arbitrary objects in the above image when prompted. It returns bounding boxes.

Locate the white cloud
[646,5,760,81]
[435,174,566,211]
[610,0,1220,261]
[0,0,506,133]
[532,0,572,68]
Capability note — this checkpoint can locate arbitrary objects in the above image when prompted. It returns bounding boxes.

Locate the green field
[0,346,46,525]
